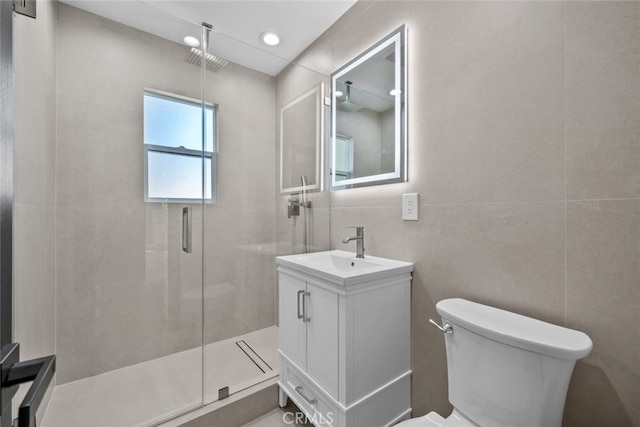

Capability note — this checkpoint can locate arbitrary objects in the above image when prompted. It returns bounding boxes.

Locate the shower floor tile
[41,326,279,427]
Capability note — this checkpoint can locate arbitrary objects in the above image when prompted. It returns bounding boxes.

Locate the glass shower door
[200,31,283,405]
[43,6,207,426]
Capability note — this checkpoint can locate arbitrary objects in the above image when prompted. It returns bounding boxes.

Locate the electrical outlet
[402,193,419,221]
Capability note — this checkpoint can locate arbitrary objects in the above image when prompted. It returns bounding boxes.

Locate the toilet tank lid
[436,298,593,360]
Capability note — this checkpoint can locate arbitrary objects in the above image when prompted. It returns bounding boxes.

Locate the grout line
[53,0,59,388]
[566,197,640,203]
[563,0,568,328]
[331,199,566,210]
[328,196,640,212]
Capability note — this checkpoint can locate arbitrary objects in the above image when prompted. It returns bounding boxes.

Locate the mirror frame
[330,25,407,189]
[279,82,324,194]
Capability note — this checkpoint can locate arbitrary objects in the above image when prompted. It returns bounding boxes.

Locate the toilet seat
[395,410,477,427]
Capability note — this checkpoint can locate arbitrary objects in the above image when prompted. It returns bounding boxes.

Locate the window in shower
[143,89,217,202]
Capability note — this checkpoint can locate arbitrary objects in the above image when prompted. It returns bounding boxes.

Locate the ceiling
[59,0,357,76]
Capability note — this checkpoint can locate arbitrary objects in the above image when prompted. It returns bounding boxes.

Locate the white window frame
[331,134,354,188]
[143,88,217,204]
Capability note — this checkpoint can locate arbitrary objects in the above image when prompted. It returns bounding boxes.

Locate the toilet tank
[436,299,592,427]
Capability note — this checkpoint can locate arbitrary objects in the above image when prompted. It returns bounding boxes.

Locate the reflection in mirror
[280,83,324,193]
[331,25,406,190]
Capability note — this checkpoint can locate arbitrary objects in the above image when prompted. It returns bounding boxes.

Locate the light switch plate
[402,193,418,221]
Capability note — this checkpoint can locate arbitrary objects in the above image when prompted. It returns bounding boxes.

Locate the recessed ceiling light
[334,90,344,97]
[183,36,200,47]
[260,31,281,47]
[389,89,401,96]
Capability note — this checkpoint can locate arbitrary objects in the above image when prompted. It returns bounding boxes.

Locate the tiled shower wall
[289,1,639,425]
[13,0,57,415]
[55,4,276,384]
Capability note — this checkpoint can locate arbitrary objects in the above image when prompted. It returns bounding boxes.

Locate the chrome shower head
[184,47,229,73]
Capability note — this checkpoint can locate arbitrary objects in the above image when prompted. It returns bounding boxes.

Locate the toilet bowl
[397,298,592,427]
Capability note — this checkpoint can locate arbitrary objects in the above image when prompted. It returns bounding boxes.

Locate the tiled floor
[41,326,278,427]
[242,403,311,427]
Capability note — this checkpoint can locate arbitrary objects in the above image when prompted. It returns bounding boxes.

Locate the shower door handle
[182,207,192,253]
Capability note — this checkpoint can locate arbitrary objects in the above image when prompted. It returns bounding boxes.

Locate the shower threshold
[40,326,279,427]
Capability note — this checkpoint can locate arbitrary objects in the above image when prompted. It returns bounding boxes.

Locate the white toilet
[399,298,592,427]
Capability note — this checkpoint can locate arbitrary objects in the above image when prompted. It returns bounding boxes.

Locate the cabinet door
[279,273,307,370]
[306,282,339,398]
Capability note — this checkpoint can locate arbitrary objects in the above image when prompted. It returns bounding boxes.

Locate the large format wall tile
[13,204,56,359]
[56,96,142,208]
[565,200,640,426]
[417,1,565,204]
[332,201,566,324]
[566,2,640,200]
[56,205,151,382]
[14,9,56,207]
[13,0,58,411]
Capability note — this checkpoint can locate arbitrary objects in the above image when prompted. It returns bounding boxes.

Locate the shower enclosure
[46,6,277,425]
[4,1,331,426]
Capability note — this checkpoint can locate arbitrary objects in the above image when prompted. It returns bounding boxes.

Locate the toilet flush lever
[429,319,453,334]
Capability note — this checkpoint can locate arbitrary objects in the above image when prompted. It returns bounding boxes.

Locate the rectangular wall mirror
[280,83,324,193]
[331,25,406,190]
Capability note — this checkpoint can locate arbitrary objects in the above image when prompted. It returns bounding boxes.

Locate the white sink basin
[303,252,381,272]
[276,250,413,286]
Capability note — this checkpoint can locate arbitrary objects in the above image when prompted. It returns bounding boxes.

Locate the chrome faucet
[342,226,365,258]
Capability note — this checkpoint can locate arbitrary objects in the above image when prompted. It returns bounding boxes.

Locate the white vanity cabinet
[276,250,413,427]
[279,273,339,397]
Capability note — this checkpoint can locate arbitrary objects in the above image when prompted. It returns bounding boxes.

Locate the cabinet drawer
[283,362,339,426]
